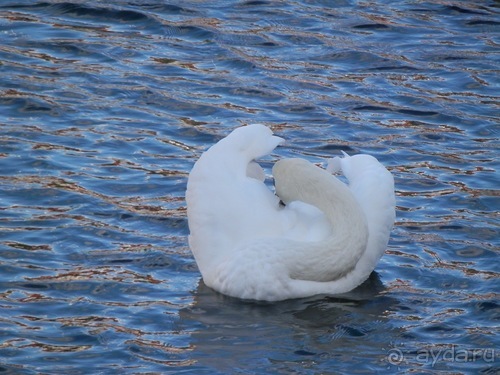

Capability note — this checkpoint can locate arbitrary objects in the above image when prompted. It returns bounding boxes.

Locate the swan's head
[221,124,284,161]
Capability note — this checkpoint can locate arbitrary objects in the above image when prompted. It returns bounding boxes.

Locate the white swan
[186,124,395,301]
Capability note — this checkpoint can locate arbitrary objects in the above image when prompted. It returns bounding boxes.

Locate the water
[0,0,498,373]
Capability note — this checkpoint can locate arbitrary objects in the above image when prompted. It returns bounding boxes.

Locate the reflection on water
[181,274,396,373]
[0,0,498,373]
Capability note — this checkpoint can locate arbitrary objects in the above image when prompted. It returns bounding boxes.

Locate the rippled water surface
[1,0,499,373]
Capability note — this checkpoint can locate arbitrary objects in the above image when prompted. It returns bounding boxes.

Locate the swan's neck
[272,158,368,281]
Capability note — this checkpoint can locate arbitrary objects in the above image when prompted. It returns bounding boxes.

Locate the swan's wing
[332,154,396,268]
[187,125,287,280]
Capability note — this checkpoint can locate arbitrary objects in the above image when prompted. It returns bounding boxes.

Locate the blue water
[0,0,498,373]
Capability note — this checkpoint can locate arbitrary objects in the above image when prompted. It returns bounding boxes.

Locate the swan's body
[186,124,395,301]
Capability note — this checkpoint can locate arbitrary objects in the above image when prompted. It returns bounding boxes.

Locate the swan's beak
[326,157,342,174]
[326,152,349,174]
